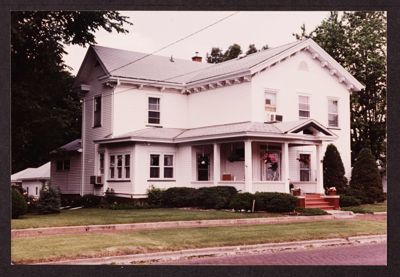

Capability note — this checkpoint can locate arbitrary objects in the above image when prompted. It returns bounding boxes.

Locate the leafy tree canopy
[206,43,269,64]
[293,11,387,168]
[11,11,132,172]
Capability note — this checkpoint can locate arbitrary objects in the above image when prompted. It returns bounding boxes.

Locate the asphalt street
[159,242,387,265]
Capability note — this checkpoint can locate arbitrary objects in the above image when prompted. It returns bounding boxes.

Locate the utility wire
[108,11,239,74]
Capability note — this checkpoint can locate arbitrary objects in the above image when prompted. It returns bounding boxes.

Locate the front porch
[190,139,326,195]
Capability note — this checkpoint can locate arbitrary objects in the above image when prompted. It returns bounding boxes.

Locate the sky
[64,11,331,75]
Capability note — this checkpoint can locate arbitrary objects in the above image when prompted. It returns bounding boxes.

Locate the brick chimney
[192,51,202,62]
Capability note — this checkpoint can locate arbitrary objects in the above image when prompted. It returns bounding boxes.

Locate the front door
[197,153,210,181]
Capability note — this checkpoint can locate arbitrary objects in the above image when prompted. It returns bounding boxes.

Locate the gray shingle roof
[92,40,304,85]
[51,139,82,154]
[11,162,50,181]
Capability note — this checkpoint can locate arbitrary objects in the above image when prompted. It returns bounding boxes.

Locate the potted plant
[291,187,301,196]
[326,187,337,195]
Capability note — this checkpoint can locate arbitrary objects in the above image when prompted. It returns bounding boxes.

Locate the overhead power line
[108,11,239,74]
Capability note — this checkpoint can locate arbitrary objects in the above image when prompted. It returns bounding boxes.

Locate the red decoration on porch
[297,156,310,165]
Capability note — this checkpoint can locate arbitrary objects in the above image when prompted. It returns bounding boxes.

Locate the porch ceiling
[94,119,336,145]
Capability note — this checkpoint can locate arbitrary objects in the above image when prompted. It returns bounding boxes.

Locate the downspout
[80,97,85,196]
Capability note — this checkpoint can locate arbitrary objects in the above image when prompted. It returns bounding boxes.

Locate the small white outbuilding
[11,162,50,198]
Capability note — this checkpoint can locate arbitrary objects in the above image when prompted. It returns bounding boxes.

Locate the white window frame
[264,89,278,113]
[298,94,310,119]
[149,153,175,180]
[298,152,311,182]
[147,96,161,125]
[328,97,340,128]
[109,153,131,180]
[93,94,102,128]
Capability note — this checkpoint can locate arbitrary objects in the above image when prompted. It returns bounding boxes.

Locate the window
[197,153,210,181]
[35,187,38,196]
[56,160,70,171]
[150,154,160,178]
[328,99,339,127]
[148,97,160,124]
[262,151,281,181]
[93,96,102,127]
[26,187,29,195]
[109,154,131,180]
[298,95,310,119]
[299,154,311,182]
[99,153,104,175]
[264,91,277,112]
[164,155,174,178]
[125,155,130,178]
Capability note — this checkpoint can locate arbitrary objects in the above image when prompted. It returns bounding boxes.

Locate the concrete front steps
[305,193,335,210]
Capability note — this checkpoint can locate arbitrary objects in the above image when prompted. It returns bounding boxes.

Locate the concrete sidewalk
[35,234,387,265]
[12,213,386,238]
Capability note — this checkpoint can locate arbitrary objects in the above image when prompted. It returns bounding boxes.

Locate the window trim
[56,160,70,171]
[327,97,340,128]
[298,94,310,119]
[109,153,131,181]
[264,89,278,113]
[93,94,102,128]
[149,153,175,180]
[147,96,161,126]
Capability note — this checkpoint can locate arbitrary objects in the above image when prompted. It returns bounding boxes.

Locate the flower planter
[327,191,336,196]
[292,190,301,196]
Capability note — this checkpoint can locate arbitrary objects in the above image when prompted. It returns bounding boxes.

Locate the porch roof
[50,139,82,154]
[94,119,337,144]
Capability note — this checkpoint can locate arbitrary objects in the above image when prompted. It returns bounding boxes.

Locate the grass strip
[11,208,280,229]
[12,219,386,264]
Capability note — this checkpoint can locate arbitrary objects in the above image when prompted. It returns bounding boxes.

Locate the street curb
[12,215,337,238]
[34,234,386,265]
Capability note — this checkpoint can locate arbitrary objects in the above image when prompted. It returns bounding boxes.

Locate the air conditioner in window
[266,113,283,122]
[90,175,103,185]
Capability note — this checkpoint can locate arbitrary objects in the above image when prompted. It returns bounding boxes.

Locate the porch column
[213,143,220,186]
[282,142,290,193]
[244,140,253,193]
[316,143,325,194]
[103,147,109,195]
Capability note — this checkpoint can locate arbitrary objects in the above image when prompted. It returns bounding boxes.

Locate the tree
[37,185,62,214]
[11,11,132,172]
[349,148,385,203]
[11,188,28,219]
[293,12,387,169]
[206,47,224,63]
[322,144,348,194]
[246,44,258,55]
[223,43,242,61]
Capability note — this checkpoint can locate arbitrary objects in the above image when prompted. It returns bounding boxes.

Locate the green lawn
[11,219,386,264]
[12,208,281,229]
[342,200,387,213]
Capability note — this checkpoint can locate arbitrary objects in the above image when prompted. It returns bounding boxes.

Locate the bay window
[109,154,131,180]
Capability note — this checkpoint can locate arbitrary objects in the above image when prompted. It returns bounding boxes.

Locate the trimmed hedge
[229,193,255,211]
[255,192,297,213]
[161,187,198,207]
[82,194,102,208]
[196,186,237,209]
[12,188,28,219]
[295,208,329,216]
[340,195,362,207]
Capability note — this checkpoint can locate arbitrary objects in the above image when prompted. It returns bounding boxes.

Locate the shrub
[82,194,102,208]
[61,195,85,208]
[161,187,197,207]
[37,186,61,214]
[12,188,28,219]
[108,202,151,210]
[350,148,385,204]
[25,195,40,212]
[322,144,348,194]
[255,192,297,213]
[229,193,255,211]
[339,195,362,207]
[196,186,237,209]
[105,188,117,204]
[294,208,329,216]
[147,185,165,207]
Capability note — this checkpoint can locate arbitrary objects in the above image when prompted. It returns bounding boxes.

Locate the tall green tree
[223,43,242,61]
[11,11,132,172]
[206,47,224,63]
[322,144,348,194]
[293,11,387,168]
[349,148,385,203]
[246,44,258,55]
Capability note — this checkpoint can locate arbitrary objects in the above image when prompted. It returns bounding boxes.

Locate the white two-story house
[50,38,364,199]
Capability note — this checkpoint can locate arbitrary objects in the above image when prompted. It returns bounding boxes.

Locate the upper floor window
[298,95,310,119]
[328,99,339,127]
[264,91,277,112]
[99,153,104,175]
[148,97,160,124]
[56,160,70,171]
[93,96,102,127]
[109,154,130,180]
